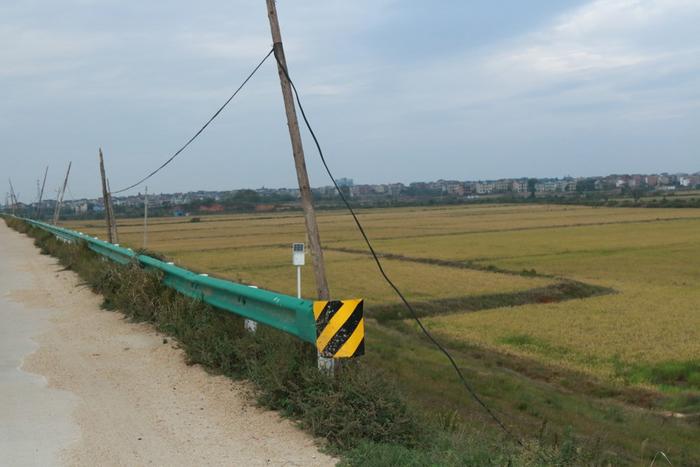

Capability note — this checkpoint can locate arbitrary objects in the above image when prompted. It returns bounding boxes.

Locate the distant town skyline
[5,169,698,208]
[3,0,699,202]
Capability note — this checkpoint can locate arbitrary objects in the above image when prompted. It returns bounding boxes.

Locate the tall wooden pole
[99,148,119,243]
[37,166,48,219]
[99,148,112,242]
[8,178,17,215]
[143,186,148,249]
[52,188,60,222]
[265,0,330,301]
[53,161,71,225]
[106,178,119,243]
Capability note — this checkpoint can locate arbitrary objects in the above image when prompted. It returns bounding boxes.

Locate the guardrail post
[245,285,259,333]
[317,356,335,374]
[244,319,258,333]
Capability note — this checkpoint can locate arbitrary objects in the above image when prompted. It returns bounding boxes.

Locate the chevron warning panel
[313,299,365,358]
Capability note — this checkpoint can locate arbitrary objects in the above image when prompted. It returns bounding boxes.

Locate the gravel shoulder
[0,222,336,466]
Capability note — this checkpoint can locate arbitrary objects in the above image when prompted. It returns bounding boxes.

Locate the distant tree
[527,179,537,198]
[221,189,262,212]
[631,188,644,202]
[576,178,597,193]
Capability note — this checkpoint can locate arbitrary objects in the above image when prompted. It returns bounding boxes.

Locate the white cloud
[554,0,700,36]
[500,45,650,75]
[490,0,700,77]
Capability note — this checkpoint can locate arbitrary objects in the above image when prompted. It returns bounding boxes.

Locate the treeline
[5,187,699,222]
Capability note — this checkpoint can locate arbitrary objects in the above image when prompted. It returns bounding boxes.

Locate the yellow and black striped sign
[313,299,364,358]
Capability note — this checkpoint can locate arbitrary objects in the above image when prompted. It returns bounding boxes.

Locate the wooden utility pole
[99,149,119,243]
[265,0,330,301]
[52,188,60,221]
[99,149,112,242]
[106,179,118,243]
[53,162,71,225]
[37,166,48,219]
[143,186,148,248]
[8,178,17,215]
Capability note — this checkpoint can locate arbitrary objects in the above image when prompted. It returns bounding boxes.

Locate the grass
[615,360,700,391]
[370,281,614,322]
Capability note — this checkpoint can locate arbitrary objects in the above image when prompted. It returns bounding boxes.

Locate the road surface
[0,221,335,466]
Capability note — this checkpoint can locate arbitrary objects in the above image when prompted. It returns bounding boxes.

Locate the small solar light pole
[292,243,305,298]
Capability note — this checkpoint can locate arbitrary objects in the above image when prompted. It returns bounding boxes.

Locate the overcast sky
[2,0,699,201]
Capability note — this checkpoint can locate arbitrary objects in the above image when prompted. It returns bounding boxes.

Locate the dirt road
[0,222,336,467]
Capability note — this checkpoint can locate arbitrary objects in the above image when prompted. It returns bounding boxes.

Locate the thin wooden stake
[143,186,148,249]
[53,162,71,225]
[37,166,48,219]
[99,149,119,243]
[8,178,17,215]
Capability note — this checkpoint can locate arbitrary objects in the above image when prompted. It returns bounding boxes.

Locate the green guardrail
[21,218,318,345]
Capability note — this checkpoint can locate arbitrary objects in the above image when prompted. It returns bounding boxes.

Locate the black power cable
[112,48,274,195]
[273,49,523,446]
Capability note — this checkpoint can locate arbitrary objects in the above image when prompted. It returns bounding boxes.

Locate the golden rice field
[65,203,700,385]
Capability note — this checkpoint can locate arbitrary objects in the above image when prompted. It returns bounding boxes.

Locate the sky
[2,0,699,201]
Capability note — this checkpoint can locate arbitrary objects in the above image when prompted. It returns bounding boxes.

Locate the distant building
[76,202,90,214]
[475,182,495,194]
[512,180,528,193]
[444,183,465,196]
[494,179,512,193]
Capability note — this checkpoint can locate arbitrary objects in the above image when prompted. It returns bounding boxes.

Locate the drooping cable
[112,48,274,195]
[273,49,523,445]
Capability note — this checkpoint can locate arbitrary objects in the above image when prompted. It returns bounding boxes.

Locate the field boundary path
[0,221,335,467]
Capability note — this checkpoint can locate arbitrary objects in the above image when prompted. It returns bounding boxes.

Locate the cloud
[178,32,270,60]
[490,0,700,77]
[0,25,108,77]
[393,0,700,124]
[553,0,699,36]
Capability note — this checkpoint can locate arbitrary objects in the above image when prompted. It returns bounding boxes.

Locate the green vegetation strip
[370,281,614,322]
